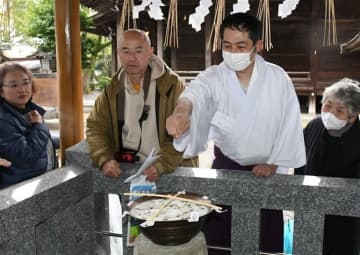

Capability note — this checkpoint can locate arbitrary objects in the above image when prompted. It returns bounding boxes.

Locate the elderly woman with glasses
[0,63,56,189]
[296,77,360,255]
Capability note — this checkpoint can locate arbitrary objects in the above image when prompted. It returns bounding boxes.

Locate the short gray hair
[322,78,360,117]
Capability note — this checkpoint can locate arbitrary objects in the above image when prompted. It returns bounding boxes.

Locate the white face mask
[222,47,255,71]
[321,111,347,130]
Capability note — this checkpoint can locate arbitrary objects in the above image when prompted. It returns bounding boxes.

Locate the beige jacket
[86,55,198,174]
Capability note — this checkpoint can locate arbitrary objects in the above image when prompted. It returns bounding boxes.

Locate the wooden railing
[176,70,316,113]
[175,70,200,84]
[176,70,312,86]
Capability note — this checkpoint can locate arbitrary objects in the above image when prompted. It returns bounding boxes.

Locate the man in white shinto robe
[172,53,305,173]
[166,13,306,254]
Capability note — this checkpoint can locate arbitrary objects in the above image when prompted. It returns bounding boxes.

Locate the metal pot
[128,192,213,246]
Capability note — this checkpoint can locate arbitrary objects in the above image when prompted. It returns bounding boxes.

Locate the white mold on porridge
[129,198,212,221]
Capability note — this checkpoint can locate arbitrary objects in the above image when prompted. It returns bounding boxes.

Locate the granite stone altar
[0,140,359,255]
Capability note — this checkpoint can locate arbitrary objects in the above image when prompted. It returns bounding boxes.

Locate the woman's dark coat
[0,100,54,189]
[296,116,360,255]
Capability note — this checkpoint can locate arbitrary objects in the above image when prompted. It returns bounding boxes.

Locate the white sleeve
[173,68,220,157]
[267,77,306,168]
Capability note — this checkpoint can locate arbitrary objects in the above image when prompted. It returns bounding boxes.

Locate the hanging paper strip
[231,0,250,14]
[118,0,137,32]
[208,0,225,52]
[164,0,178,48]
[133,0,164,20]
[133,0,152,19]
[323,0,338,47]
[257,0,273,51]
[148,0,165,20]
[278,0,300,19]
[188,0,213,32]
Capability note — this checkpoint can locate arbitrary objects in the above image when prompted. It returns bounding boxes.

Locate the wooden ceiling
[80,0,359,37]
[80,0,122,36]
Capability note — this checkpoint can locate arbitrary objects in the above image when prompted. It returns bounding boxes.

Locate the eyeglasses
[2,79,32,89]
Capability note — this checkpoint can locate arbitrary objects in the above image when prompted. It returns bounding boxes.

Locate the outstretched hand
[166,112,190,138]
[166,98,192,138]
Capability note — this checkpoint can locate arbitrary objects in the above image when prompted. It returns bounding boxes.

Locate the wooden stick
[124,192,224,212]
[140,191,185,227]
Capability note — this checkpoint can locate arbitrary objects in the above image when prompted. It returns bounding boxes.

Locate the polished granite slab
[0,140,359,255]
[66,141,360,255]
[0,166,94,255]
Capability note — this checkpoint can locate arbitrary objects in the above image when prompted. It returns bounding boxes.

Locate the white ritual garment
[174,55,306,169]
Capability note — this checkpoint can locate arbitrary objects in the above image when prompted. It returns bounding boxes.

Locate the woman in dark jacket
[296,78,360,255]
[0,63,56,189]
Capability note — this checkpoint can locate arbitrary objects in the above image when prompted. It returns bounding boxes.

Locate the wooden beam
[55,0,84,164]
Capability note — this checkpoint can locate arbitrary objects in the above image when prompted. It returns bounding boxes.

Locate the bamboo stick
[140,191,185,227]
[124,192,224,212]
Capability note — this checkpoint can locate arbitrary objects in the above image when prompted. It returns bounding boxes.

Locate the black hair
[220,13,262,44]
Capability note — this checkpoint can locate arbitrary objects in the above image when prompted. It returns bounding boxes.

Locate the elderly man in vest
[86,29,197,181]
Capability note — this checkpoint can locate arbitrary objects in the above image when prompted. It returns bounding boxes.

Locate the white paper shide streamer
[148,0,165,20]
[278,0,300,19]
[188,0,213,32]
[133,0,165,21]
[231,0,250,14]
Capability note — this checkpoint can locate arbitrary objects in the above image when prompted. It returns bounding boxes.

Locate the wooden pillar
[111,38,117,75]
[309,0,321,115]
[112,13,124,74]
[54,0,84,164]
[156,21,163,59]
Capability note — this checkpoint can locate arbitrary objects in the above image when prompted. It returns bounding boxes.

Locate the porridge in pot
[129,198,212,221]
